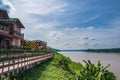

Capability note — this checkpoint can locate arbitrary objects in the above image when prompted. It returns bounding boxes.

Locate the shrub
[75,60,116,80]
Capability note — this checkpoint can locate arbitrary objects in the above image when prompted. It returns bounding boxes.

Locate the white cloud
[86,26,94,30]
[65,26,94,31]
[11,0,67,16]
[63,42,71,46]
[3,0,119,49]
[82,15,99,23]
[22,21,60,41]
[82,36,89,40]
[90,38,95,41]
[1,0,16,15]
[65,27,80,31]
[48,31,63,42]
[7,0,67,41]
[34,22,59,29]
[82,36,95,41]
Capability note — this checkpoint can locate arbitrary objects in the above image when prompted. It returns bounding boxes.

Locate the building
[0,9,25,49]
[25,40,47,51]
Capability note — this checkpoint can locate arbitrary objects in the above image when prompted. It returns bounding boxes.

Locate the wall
[12,38,21,47]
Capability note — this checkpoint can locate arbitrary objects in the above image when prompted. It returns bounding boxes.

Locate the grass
[13,52,80,80]
[12,52,116,80]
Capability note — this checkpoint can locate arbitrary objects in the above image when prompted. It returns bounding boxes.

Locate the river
[59,51,120,80]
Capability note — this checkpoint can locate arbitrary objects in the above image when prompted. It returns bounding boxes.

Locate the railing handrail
[0,53,53,74]
[0,53,52,68]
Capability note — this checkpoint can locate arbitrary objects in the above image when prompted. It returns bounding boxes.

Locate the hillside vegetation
[13,52,116,80]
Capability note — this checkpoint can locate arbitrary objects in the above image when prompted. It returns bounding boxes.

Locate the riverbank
[60,51,120,80]
[13,52,116,80]
[13,52,82,80]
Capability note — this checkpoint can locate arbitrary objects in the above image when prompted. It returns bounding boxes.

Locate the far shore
[57,48,120,53]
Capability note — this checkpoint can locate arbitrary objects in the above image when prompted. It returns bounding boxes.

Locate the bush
[75,60,116,80]
[23,46,32,50]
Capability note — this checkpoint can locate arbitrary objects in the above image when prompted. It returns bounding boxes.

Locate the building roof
[0,18,25,28]
[0,9,25,28]
[0,9,9,18]
[14,18,25,28]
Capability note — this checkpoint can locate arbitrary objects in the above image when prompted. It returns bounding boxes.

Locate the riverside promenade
[0,53,53,80]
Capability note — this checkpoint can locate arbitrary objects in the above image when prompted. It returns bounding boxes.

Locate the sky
[0,0,120,49]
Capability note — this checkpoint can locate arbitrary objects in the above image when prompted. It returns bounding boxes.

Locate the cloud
[64,42,71,46]
[22,21,61,41]
[49,31,63,38]
[3,0,119,49]
[65,27,80,31]
[34,22,59,29]
[0,0,16,15]
[86,26,94,30]
[82,15,99,23]
[65,26,94,31]
[82,36,95,41]
[5,0,67,41]
[90,38,95,41]
[48,31,63,42]
[11,0,67,16]
[82,36,89,40]
[7,0,67,40]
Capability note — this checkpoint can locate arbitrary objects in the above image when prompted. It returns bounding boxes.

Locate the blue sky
[0,0,120,49]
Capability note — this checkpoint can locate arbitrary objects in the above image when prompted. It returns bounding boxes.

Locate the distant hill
[51,48,60,52]
[59,50,83,52]
[83,48,120,53]
[60,48,120,53]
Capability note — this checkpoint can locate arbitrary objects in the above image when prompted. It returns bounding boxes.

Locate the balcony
[14,31,24,39]
[0,24,9,34]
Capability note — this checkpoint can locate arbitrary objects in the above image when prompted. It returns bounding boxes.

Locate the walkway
[0,53,53,79]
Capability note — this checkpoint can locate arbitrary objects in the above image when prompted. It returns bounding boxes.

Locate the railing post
[18,59,19,68]
[13,60,15,71]
[21,59,22,67]
[2,62,4,74]
[8,61,10,72]
[27,57,28,65]
[24,58,25,66]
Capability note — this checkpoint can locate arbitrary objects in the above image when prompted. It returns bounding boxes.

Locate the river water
[59,51,120,80]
